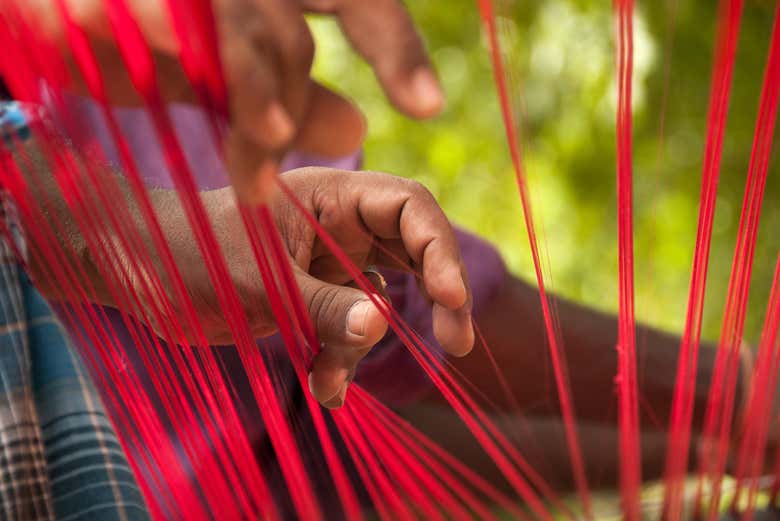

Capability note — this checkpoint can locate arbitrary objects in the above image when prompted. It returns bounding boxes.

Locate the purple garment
[66,96,361,189]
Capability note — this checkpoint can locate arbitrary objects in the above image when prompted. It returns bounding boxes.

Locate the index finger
[303,0,444,119]
[346,172,474,356]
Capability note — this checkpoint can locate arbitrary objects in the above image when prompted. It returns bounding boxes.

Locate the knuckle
[312,173,348,226]
[393,176,417,193]
[403,178,434,201]
[308,284,343,336]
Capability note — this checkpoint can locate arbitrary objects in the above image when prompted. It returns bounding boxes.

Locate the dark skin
[404,274,736,490]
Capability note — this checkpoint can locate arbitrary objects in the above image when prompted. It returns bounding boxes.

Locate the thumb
[298,273,388,407]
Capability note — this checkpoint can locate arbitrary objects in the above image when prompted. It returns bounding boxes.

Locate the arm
[8,131,183,309]
[7,127,473,407]
[464,273,723,427]
[404,271,747,490]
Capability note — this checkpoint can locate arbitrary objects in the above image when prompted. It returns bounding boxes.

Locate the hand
[19,0,444,203]
[151,168,473,408]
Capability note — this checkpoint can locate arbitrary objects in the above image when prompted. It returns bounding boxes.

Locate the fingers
[395,187,474,356]
[225,135,279,206]
[222,1,315,205]
[220,14,289,204]
[345,172,474,356]
[302,0,444,119]
[298,271,388,408]
[224,35,295,149]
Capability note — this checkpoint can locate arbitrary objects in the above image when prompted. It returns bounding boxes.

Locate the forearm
[9,137,185,304]
[440,272,724,431]
[552,281,719,429]
[10,139,100,297]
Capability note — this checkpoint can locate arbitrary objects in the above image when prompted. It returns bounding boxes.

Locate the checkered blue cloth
[0,101,150,520]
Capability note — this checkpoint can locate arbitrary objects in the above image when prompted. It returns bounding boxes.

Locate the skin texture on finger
[309,343,372,408]
[353,175,473,354]
[225,137,279,205]
[432,302,473,357]
[306,271,390,407]
[309,355,351,408]
[299,271,388,407]
[275,174,380,285]
[297,271,388,349]
[278,169,474,356]
[349,176,468,283]
[248,0,315,119]
[301,0,444,118]
[218,1,314,204]
[219,21,293,149]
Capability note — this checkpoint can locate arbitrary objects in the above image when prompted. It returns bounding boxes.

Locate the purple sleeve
[60,93,362,188]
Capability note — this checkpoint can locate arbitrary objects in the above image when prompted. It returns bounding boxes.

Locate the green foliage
[308,0,779,342]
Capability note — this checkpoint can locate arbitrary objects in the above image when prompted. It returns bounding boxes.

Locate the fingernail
[411,68,444,114]
[307,372,315,396]
[347,300,373,337]
[263,102,295,145]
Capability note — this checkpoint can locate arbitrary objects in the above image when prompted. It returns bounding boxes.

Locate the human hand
[20,0,443,204]
[153,168,473,408]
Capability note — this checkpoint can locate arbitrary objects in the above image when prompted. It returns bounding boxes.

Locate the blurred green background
[308,0,779,344]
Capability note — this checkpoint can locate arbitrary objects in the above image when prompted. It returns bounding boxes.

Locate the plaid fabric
[0,102,150,520]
